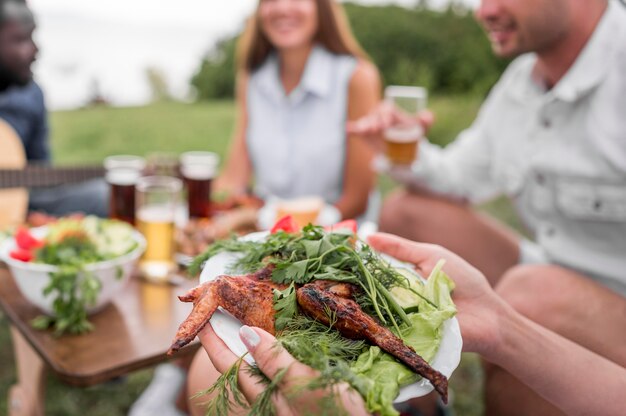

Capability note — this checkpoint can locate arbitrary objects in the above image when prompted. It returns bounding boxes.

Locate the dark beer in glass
[107,169,140,225]
[180,152,219,219]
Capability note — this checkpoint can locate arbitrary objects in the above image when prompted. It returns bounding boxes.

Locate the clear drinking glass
[179,151,220,219]
[104,155,146,225]
[383,86,428,165]
[136,176,182,283]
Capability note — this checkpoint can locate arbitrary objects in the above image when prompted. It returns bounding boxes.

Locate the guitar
[0,119,104,228]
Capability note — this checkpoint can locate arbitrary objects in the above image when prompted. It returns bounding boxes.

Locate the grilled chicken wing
[297,280,448,403]
[168,266,283,355]
[168,270,448,403]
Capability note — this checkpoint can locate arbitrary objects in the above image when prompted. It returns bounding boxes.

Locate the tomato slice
[15,227,43,250]
[270,215,299,234]
[10,248,34,262]
[325,219,358,234]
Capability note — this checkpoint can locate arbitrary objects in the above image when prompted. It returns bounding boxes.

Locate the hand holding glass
[384,86,427,165]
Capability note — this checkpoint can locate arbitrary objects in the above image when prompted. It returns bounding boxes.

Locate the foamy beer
[383,86,427,165]
[180,151,219,219]
[276,196,324,228]
[104,155,146,225]
[136,176,181,283]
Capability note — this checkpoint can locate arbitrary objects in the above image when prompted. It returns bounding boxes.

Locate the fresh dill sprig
[246,366,288,415]
[196,354,249,415]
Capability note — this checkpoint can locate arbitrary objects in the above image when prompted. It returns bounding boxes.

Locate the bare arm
[368,233,626,416]
[213,73,253,196]
[334,60,381,219]
[490,305,626,416]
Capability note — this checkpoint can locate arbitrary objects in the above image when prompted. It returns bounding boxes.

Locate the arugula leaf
[272,260,310,284]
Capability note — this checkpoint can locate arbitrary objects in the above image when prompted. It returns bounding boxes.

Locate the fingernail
[240,325,260,351]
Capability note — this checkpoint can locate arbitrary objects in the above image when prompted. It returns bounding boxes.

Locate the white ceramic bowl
[0,226,146,315]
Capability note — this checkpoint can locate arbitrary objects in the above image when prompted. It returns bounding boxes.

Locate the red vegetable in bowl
[10,248,34,262]
[15,227,43,250]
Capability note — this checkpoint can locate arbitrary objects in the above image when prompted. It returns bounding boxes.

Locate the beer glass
[180,151,220,219]
[136,176,182,283]
[384,86,427,165]
[104,155,146,225]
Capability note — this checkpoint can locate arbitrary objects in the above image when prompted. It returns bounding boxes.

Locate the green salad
[23,216,138,335]
[191,224,456,416]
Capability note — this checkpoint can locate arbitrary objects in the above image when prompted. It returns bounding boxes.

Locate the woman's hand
[199,324,369,416]
[367,232,507,356]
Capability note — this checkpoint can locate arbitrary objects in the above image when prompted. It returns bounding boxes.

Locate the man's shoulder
[499,54,536,84]
[0,81,45,114]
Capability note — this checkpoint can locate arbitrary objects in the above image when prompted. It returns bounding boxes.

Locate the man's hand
[346,101,434,152]
[367,232,507,356]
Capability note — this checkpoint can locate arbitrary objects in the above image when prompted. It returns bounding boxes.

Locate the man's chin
[491,42,522,59]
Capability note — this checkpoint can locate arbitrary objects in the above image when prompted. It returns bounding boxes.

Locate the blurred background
[1,0,518,414]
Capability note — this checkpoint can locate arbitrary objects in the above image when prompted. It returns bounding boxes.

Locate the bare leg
[485,265,626,415]
[187,348,248,416]
[379,190,520,285]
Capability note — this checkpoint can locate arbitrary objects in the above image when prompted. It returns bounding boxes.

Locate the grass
[1,94,515,415]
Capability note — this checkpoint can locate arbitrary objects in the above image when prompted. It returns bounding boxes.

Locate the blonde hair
[236,0,368,72]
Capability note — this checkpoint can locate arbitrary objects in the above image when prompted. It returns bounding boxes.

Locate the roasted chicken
[168,267,448,403]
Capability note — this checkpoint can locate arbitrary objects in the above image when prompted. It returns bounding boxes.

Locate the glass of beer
[384,86,427,165]
[136,176,182,283]
[180,151,220,219]
[104,155,146,225]
[275,196,324,228]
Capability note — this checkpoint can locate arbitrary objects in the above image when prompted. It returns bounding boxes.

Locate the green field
[0,96,507,415]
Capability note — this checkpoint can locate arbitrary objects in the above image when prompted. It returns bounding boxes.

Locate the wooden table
[0,267,200,416]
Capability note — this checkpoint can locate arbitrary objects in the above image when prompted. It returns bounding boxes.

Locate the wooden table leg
[8,326,46,416]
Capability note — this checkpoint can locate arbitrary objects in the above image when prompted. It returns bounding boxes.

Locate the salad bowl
[0,224,146,315]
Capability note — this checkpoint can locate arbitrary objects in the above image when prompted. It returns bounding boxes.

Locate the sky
[28,0,479,110]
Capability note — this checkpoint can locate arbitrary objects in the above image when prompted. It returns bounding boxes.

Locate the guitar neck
[0,165,105,189]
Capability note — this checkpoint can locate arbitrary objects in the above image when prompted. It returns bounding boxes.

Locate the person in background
[0,0,108,218]
[348,0,626,414]
[198,234,626,416]
[213,0,380,223]
[182,0,380,414]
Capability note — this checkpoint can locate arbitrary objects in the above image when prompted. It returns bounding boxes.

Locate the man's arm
[26,83,50,162]
[489,302,626,416]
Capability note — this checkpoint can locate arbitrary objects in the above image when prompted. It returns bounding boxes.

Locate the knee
[187,349,217,415]
[496,265,568,331]
[379,190,422,234]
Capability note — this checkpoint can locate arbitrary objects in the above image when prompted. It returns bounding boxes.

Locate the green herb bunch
[31,232,104,335]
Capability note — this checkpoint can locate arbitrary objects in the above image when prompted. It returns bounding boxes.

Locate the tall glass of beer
[180,151,220,219]
[136,176,182,283]
[104,155,146,225]
[383,86,427,165]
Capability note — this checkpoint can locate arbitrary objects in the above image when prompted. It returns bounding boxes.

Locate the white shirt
[246,45,357,203]
[397,2,626,292]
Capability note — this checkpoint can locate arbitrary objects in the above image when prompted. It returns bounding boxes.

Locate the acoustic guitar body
[0,119,28,228]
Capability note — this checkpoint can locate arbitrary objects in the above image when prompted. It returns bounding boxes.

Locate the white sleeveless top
[246,45,357,203]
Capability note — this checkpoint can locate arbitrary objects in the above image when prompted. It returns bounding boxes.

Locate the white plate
[199,231,462,402]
